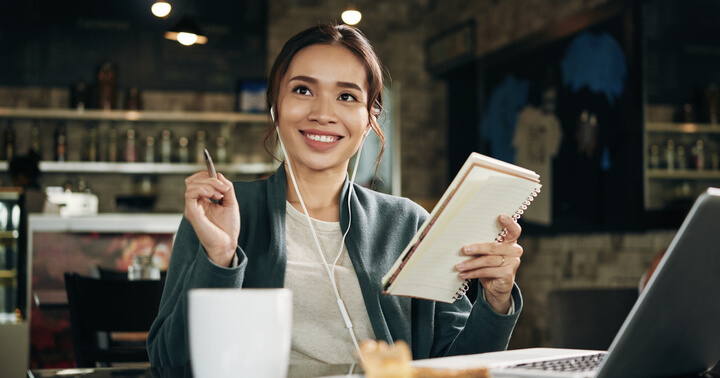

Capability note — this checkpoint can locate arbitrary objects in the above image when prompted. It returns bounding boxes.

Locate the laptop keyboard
[510,353,606,372]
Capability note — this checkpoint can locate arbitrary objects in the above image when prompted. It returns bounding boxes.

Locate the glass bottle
[178,137,189,163]
[54,123,67,162]
[85,125,99,162]
[127,255,160,280]
[160,130,172,163]
[30,122,41,158]
[108,124,118,162]
[665,139,675,171]
[145,136,155,163]
[649,145,660,169]
[125,129,137,162]
[692,139,705,170]
[676,145,686,170]
[216,136,228,164]
[3,121,15,161]
[195,130,207,163]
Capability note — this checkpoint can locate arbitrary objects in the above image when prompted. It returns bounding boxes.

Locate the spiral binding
[494,187,541,243]
[453,280,471,300]
[452,186,541,301]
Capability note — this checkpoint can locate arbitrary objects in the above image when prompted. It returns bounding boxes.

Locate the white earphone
[273,104,371,361]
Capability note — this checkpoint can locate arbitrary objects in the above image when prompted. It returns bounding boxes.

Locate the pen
[203,148,217,179]
[203,148,223,204]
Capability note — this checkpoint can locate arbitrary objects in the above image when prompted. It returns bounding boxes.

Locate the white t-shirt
[284,202,376,363]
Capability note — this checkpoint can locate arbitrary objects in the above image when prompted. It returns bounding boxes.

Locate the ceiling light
[341,8,362,25]
[151,1,172,18]
[164,14,207,46]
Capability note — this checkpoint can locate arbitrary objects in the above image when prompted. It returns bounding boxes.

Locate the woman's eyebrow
[289,75,363,92]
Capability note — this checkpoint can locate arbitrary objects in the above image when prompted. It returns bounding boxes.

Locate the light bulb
[341,9,362,25]
[151,2,172,18]
[177,32,198,46]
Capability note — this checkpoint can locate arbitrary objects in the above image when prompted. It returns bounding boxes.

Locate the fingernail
[456,262,465,271]
[463,246,473,254]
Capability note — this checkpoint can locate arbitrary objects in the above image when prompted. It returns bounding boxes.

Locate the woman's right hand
[184,171,240,267]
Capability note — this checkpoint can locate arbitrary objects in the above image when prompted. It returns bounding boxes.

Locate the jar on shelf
[128,254,160,280]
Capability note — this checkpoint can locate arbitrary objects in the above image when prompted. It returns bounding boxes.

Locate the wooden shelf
[0,107,268,123]
[0,161,276,175]
[647,169,720,180]
[646,122,720,133]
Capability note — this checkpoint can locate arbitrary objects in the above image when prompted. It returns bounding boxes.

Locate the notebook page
[381,152,539,286]
[388,174,540,302]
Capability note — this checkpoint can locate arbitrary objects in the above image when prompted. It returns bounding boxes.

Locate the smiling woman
[148,24,526,369]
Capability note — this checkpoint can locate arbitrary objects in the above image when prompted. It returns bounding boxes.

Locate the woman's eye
[338,93,358,102]
[293,86,312,96]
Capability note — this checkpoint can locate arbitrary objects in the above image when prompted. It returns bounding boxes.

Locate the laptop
[412,187,720,377]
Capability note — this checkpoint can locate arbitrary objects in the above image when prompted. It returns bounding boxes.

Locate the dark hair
[264,24,386,173]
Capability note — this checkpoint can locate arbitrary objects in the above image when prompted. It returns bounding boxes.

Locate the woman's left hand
[456,214,523,314]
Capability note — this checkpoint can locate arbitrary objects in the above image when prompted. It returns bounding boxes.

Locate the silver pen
[203,148,217,179]
[203,148,222,204]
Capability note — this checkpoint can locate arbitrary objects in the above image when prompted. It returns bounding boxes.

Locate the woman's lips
[299,130,343,151]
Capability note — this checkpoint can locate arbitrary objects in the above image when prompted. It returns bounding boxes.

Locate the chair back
[64,272,164,367]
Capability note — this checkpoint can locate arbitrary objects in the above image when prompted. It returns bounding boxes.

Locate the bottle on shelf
[691,139,705,170]
[195,130,207,163]
[676,145,687,170]
[665,139,675,172]
[178,137,189,163]
[84,125,99,162]
[216,136,228,164]
[125,87,143,110]
[97,62,118,110]
[125,129,137,163]
[107,125,118,162]
[649,144,660,169]
[54,123,68,162]
[160,130,172,163]
[30,122,41,158]
[145,136,155,163]
[3,120,15,161]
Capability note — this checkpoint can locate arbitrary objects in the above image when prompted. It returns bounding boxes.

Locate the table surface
[28,364,363,378]
[28,362,720,378]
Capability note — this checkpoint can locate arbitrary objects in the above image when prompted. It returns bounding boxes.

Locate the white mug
[188,288,293,378]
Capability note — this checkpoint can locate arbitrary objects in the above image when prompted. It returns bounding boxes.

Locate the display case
[27,213,182,368]
[641,0,720,213]
[0,189,30,377]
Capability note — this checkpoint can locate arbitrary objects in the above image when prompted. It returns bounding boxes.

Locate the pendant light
[164,14,208,46]
[341,3,362,25]
[151,1,172,18]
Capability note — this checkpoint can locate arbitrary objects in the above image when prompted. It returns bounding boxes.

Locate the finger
[185,180,226,203]
[462,242,523,257]
[455,254,506,272]
[498,214,522,243]
[215,173,237,206]
[458,257,521,280]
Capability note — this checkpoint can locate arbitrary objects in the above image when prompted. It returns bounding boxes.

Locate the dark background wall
[0,0,267,92]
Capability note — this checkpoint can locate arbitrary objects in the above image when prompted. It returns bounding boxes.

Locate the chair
[64,273,165,367]
[96,266,168,281]
[547,288,638,350]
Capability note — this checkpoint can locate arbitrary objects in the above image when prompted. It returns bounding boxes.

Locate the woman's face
[276,43,370,175]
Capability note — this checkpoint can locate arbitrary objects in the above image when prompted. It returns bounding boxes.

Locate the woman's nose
[308,97,337,124]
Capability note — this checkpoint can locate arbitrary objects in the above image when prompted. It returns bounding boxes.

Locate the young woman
[147,23,524,367]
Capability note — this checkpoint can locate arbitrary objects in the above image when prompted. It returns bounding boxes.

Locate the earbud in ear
[270,106,276,124]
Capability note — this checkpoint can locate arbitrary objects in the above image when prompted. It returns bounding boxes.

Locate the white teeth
[305,133,339,143]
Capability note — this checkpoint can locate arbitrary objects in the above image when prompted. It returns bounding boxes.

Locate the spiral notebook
[381,152,542,303]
